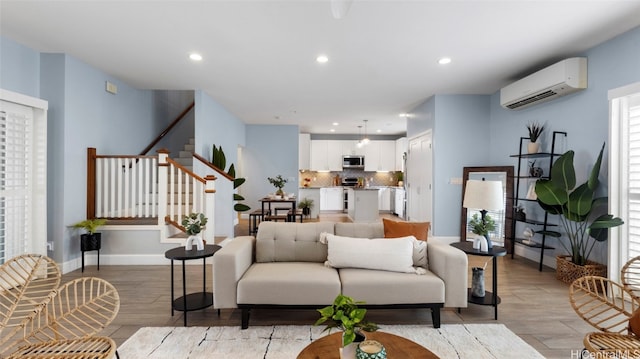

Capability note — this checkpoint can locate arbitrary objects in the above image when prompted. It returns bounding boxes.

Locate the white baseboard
[61,253,217,274]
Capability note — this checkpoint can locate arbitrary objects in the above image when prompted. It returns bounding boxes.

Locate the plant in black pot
[73,219,107,252]
[298,197,314,216]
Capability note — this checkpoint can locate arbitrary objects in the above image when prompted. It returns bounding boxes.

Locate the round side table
[450,241,507,320]
[165,244,221,326]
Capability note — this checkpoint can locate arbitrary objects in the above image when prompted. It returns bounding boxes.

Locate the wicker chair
[622,255,640,300]
[1,254,120,359]
[570,276,640,357]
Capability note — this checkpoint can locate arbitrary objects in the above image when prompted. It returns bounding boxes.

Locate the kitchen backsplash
[299,170,401,187]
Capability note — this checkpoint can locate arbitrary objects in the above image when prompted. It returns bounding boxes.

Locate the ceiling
[2,1,640,135]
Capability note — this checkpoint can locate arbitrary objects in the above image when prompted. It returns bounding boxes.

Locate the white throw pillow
[321,233,425,274]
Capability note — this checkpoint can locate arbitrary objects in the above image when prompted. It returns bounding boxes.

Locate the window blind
[626,95,640,259]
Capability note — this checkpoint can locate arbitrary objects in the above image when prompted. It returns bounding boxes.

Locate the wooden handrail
[139,101,195,156]
[166,157,206,184]
[193,152,233,181]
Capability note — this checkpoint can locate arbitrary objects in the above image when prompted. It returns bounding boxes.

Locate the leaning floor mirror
[460,166,514,251]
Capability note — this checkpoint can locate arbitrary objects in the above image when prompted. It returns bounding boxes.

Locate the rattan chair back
[570,276,640,334]
[622,255,640,300]
[0,254,61,353]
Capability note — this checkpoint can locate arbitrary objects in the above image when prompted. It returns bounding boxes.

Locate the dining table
[259,196,297,221]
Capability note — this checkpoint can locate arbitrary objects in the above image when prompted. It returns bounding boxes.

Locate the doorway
[406,131,433,226]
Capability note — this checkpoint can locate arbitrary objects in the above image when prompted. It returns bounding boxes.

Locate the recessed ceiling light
[376,129,382,133]
[316,55,329,63]
[332,122,339,126]
[189,53,203,61]
[330,128,336,132]
[438,57,452,65]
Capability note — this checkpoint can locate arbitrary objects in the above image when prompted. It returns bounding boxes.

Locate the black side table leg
[182,260,187,326]
[81,250,85,273]
[170,259,174,317]
[493,256,498,320]
[97,249,100,271]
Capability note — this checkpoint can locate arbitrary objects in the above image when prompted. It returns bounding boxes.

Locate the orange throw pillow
[382,218,430,241]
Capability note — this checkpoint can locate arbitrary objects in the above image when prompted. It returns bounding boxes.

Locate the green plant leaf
[550,150,576,191]
[233,193,244,201]
[566,183,593,217]
[588,143,605,191]
[227,163,236,178]
[234,203,251,212]
[536,199,563,215]
[535,180,568,206]
[218,146,226,171]
[535,230,562,237]
[233,178,246,189]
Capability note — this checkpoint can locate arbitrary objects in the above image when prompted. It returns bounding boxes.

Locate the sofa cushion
[256,222,335,263]
[382,218,430,241]
[339,268,445,305]
[237,262,341,305]
[321,233,422,274]
[335,222,384,238]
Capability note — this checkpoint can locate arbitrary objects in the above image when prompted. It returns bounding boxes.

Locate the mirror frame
[460,166,514,252]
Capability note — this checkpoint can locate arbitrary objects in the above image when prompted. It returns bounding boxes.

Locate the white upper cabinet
[364,140,396,172]
[310,140,342,171]
[299,133,310,170]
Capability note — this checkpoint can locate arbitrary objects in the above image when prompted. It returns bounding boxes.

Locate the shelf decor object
[463,179,504,250]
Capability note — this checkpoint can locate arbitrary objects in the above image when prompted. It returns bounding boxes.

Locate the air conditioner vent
[506,90,558,109]
[500,58,587,110]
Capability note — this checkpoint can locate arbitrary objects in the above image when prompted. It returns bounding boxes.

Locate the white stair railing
[89,148,215,241]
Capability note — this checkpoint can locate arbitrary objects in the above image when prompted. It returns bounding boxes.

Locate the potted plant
[535,143,624,284]
[315,294,378,348]
[526,121,544,153]
[267,175,288,197]
[72,218,107,252]
[468,212,496,249]
[181,212,208,250]
[298,197,314,216]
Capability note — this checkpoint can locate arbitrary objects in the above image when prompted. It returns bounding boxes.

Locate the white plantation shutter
[609,82,640,281]
[0,92,47,264]
[628,97,640,258]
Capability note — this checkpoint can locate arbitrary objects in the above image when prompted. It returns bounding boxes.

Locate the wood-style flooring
[62,213,594,358]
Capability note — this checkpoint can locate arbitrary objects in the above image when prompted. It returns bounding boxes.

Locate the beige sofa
[213,221,468,329]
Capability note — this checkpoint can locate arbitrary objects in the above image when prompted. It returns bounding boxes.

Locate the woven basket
[556,255,607,284]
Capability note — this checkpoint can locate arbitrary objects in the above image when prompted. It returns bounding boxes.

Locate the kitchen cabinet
[394,188,405,218]
[310,140,342,171]
[299,133,310,170]
[342,141,364,156]
[347,188,379,222]
[378,187,392,212]
[364,140,396,172]
[320,187,343,211]
[395,137,407,171]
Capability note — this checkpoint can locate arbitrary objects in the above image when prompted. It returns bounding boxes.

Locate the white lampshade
[463,180,504,211]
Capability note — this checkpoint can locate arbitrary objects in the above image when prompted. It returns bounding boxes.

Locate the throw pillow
[321,233,425,274]
[382,218,430,241]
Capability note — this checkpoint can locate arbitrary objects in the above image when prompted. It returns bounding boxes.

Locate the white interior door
[406,132,432,225]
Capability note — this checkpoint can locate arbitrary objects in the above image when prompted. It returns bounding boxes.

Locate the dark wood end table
[450,241,507,320]
[164,244,221,326]
[297,331,439,359]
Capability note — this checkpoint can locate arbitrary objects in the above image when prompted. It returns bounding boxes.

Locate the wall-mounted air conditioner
[500,57,587,110]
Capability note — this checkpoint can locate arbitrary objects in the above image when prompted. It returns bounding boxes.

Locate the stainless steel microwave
[342,155,365,169]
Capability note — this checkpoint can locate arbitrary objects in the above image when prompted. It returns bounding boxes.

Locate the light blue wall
[194,90,246,237]
[0,36,40,97]
[152,90,195,156]
[407,95,491,236]
[244,125,299,213]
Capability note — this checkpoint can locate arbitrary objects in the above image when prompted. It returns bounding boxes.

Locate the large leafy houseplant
[314,294,378,346]
[534,143,623,265]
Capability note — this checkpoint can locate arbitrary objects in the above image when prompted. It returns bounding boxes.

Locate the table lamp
[463,179,504,250]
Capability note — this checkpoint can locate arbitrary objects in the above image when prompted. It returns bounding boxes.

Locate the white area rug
[118,324,544,359]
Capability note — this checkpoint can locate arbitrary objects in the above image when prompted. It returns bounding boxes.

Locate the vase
[185,235,204,251]
[340,331,365,359]
[80,233,101,251]
[356,340,386,359]
[527,141,540,154]
[276,188,285,196]
[471,267,485,297]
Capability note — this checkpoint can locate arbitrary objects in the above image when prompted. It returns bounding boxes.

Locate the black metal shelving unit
[509,131,566,271]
